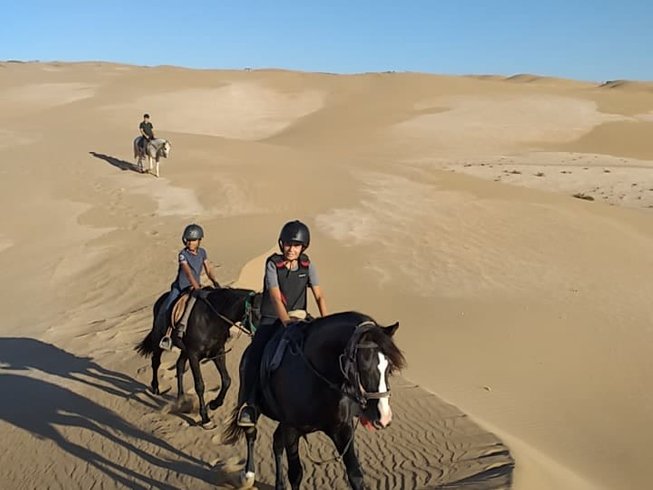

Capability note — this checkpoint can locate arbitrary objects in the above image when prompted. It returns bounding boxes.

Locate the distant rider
[139,113,155,153]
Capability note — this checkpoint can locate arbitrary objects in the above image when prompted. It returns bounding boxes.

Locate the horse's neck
[304,317,358,371]
[207,290,244,320]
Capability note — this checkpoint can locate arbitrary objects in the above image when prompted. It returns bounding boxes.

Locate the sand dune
[1,61,653,489]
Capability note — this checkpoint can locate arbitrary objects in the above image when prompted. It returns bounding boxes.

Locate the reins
[293,320,391,407]
[198,292,255,337]
[195,291,256,363]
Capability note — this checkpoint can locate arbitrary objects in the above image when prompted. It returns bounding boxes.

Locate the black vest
[260,253,311,320]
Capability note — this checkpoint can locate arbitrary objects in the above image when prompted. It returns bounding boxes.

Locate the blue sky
[2,1,652,82]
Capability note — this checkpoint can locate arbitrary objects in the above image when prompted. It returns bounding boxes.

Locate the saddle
[259,320,310,419]
[169,289,210,333]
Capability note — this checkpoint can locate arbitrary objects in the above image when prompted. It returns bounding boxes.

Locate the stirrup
[237,405,257,427]
[159,336,172,351]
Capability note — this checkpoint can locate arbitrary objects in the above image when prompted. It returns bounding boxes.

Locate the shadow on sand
[89,151,143,174]
[0,338,229,488]
[0,337,153,407]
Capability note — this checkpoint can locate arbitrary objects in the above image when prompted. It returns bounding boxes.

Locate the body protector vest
[260,253,311,320]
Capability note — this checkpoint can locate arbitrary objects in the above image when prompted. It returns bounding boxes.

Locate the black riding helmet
[182,223,204,243]
[278,220,310,250]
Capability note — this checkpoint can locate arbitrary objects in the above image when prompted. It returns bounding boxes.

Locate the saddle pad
[170,293,191,326]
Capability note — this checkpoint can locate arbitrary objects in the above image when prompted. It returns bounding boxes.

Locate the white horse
[133,137,171,177]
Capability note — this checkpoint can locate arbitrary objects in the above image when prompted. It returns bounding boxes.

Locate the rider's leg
[237,320,280,426]
[157,288,180,350]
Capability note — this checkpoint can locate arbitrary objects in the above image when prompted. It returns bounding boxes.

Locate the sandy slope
[1,61,653,489]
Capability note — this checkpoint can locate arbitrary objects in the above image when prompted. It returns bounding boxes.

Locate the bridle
[338,321,392,408]
[295,320,391,409]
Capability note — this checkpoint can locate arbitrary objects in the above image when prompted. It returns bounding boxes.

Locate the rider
[139,113,155,152]
[237,220,328,426]
[157,224,221,351]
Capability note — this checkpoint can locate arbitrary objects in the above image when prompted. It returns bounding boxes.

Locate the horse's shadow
[0,337,155,409]
[0,373,222,488]
[89,151,141,173]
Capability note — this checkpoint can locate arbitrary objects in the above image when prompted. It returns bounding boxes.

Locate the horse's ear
[382,322,399,337]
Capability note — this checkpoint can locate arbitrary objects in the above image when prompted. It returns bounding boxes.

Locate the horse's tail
[135,329,157,358]
[222,405,245,445]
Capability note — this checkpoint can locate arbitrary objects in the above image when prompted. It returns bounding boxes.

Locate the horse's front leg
[273,424,286,490]
[187,354,213,429]
[240,426,257,488]
[155,157,160,178]
[208,352,230,410]
[284,426,303,490]
[150,349,162,394]
[175,352,188,400]
[330,424,365,490]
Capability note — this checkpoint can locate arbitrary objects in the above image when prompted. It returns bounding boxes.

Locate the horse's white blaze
[377,352,392,426]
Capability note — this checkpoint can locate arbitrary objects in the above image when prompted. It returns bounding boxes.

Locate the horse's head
[161,140,171,158]
[341,321,405,431]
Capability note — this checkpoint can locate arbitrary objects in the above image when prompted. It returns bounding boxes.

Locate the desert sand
[1,61,653,489]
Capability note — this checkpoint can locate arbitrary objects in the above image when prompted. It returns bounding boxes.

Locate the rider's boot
[237,399,258,427]
[237,357,259,427]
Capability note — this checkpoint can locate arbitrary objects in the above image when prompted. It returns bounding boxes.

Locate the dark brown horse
[136,287,261,428]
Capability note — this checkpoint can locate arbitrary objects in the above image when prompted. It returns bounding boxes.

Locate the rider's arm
[268,286,292,326]
[311,285,328,317]
[307,263,327,317]
[180,262,201,290]
[203,259,221,287]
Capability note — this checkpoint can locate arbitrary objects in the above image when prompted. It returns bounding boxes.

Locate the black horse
[135,287,261,428]
[224,311,405,489]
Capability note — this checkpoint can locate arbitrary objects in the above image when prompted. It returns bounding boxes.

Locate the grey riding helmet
[182,224,204,243]
[278,220,310,250]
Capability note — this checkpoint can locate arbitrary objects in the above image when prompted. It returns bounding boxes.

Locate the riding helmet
[182,224,204,243]
[278,220,310,249]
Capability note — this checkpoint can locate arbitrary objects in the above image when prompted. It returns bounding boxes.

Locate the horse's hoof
[240,471,255,488]
[150,385,160,395]
[201,419,216,430]
[208,400,222,410]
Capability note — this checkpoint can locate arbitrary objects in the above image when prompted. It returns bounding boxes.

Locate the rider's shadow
[0,373,218,488]
[0,337,155,409]
[89,151,141,173]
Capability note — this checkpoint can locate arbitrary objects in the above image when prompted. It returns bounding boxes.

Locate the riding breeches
[155,287,181,335]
